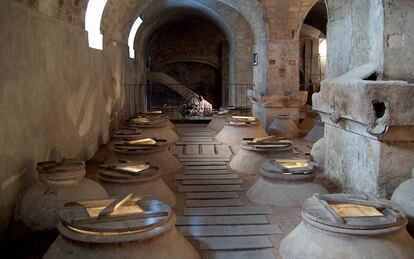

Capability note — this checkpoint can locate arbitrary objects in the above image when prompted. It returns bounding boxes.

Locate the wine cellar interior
[1,0,414,258]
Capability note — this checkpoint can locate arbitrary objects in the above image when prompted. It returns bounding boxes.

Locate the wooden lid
[111,138,168,155]
[112,128,143,140]
[128,114,168,128]
[58,194,173,243]
[226,116,260,126]
[36,159,85,184]
[98,160,161,183]
[302,193,407,234]
[261,159,315,175]
[241,136,292,152]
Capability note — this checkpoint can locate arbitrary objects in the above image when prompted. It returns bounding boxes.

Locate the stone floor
[0,122,336,259]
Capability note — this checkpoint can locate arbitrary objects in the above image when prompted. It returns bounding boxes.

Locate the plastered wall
[0,0,131,234]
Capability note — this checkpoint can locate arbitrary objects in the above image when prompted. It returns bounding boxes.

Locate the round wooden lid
[302,193,407,234]
[98,160,161,184]
[112,128,143,140]
[240,136,292,152]
[260,159,316,180]
[111,138,168,155]
[36,159,85,184]
[58,194,174,243]
[128,114,168,128]
[226,116,260,126]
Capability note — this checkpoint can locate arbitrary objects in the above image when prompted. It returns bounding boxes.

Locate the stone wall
[0,0,131,234]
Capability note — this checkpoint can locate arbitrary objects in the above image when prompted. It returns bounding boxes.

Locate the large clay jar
[392,170,414,237]
[109,138,182,175]
[207,113,228,132]
[43,196,200,259]
[98,160,176,207]
[280,193,414,259]
[128,114,179,144]
[247,159,328,207]
[310,137,325,169]
[230,137,293,175]
[20,159,108,232]
[268,115,299,138]
[215,116,268,153]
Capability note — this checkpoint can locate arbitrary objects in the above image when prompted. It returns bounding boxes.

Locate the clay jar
[98,160,176,207]
[43,195,200,259]
[207,113,228,132]
[128,114,179,144]
[280,193,414,259]
[230,137,293,175]
[109,138,182,175]
[247,159,328,206]
[268,115,299,138]
[215,116,268,153]
[392,170,414,237]
[20,159,108,232]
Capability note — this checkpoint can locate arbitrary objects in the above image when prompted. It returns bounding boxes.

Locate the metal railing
[123,83,254,121]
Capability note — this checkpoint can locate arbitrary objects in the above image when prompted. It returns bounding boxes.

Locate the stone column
[314,0,414,198]
[249,40,308,129]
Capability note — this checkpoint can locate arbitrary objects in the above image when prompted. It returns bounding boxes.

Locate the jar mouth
[112,138,168,155]
[98,162,161,184]
[301,194,408,235]
[37,159,85,184]
[58,196,174,244]
[302,212,407,236]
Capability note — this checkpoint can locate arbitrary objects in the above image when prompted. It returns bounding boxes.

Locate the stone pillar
[250,40,307,129]
[315,0,414,198]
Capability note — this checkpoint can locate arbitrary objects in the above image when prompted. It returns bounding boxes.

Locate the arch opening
[85,0,108,50]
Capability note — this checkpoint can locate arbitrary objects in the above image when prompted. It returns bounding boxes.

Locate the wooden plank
[180,133,215,137]
[179,185,242,192]
[201,144,216,155]
[184,170,229,175]
[184,206,273,216]
[187,192,240,199]
[186,199,245,207]
[170,145,184,156]
[179,225,282,237]
[182,161,226,166]
[203,250,275,259]
[176,174,239,180]
[179,157,231,162]
[184,165,227,170]
[176,215,269,226]
[197,236,273,250]
[182,137,214,142]
[182,179,243,185]
[185,145,200,155]
[177,141,221,145]
[215,145,232,156]
[179,154,230,158]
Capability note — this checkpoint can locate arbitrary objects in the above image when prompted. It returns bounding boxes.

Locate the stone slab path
[173,124,282,258]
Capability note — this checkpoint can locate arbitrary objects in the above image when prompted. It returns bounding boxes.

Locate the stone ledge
[313,64,414,141]
[248,90,308,108]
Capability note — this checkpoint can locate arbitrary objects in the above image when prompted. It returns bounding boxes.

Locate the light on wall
[253,53,258,66]
[85,0,108,50]
[128,17,144,59]
[319,39,327,58]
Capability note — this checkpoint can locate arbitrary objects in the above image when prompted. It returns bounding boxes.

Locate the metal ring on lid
[301,193,408,235]
[111,138,168,155]
[58,194,174,244]
[98,160,161,184]
[36,159,85,184]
